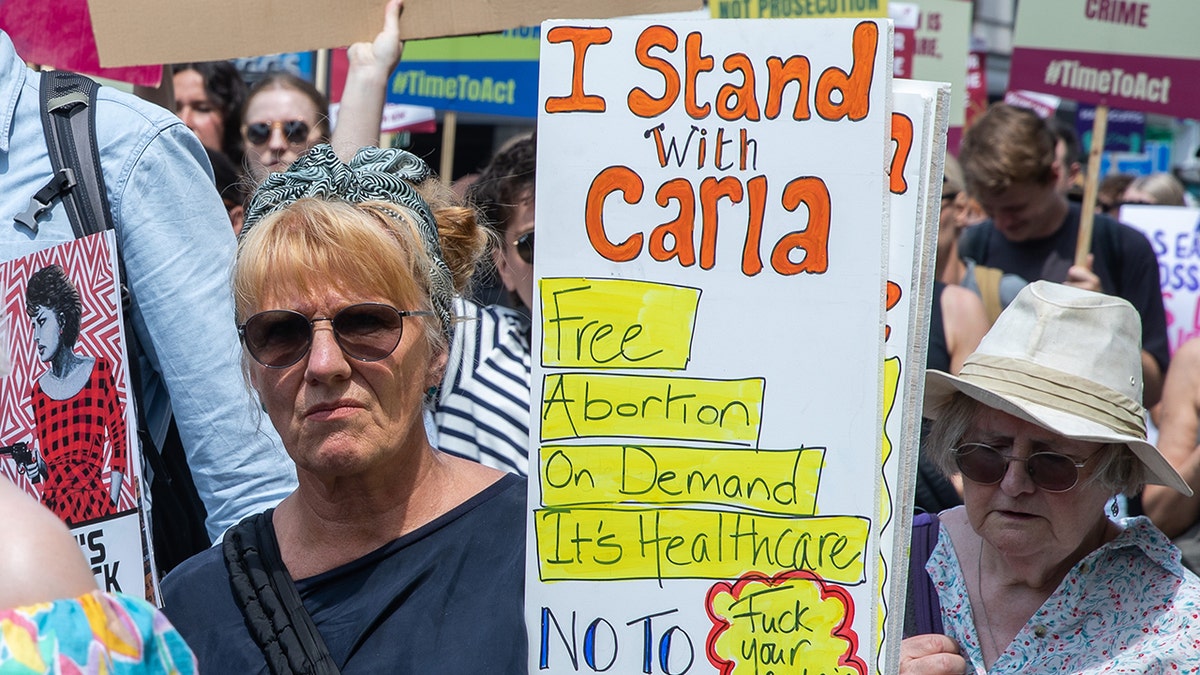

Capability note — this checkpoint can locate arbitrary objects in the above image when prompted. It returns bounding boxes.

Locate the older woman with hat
[160,145,526,674]
[902,281,1200,674]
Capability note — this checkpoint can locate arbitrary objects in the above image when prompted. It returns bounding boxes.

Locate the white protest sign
[1121,204,1200,355]
[877,78,948,673]
[528,16,892,674]
[909,0,970,128]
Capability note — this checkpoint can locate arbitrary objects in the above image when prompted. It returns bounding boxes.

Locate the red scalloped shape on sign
[705,569,867,675]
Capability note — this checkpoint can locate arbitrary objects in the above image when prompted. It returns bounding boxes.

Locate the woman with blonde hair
[1122,171,1187,207]
[161,145,526,674]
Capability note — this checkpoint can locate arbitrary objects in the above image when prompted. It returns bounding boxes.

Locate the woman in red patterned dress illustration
[25,264,127,527]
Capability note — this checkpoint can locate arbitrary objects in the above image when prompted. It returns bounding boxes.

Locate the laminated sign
[0,233,155,601]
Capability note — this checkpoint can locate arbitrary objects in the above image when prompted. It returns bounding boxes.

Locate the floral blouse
[927,515,1200,673]
[0,590,195,674]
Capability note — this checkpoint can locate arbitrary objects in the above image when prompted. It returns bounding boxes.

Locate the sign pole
[439,110,457,184]
[1075,103,1108,266]
[314,48,330,96]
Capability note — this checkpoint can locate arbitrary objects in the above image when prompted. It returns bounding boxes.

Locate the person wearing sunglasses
[389,132,540,478]
[160,145,526,674]
[902,281,1200,674]
[239,0,408,185]
[1095,173,1135,216]
[1121,172,1188,210]
[410,132,537,478]
[240,72,329,183]
[470,133,537,313]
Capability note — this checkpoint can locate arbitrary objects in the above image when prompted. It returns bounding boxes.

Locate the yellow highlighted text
[707,570,867,675]
[541,373,764,444]
[540,444,823,516]
[535,507,867,584]
[540,277,701,369]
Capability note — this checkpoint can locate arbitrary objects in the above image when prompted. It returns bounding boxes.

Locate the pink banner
[1010,46,1195,120]
[893,26,915,78]
[965,50,987,126]
[0,0,160,87]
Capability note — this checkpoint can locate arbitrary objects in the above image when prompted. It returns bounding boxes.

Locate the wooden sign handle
[1076,104,1108,267]
[440,111,458,185]
[314,48,330,96]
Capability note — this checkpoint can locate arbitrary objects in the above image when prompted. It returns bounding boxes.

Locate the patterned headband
[240,144,454,342]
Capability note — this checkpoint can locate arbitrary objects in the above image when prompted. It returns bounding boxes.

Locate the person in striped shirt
[430,134,538,474]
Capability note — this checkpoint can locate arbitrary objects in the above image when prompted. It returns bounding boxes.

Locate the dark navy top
[162,474,527,674]
[960,202,1169,372]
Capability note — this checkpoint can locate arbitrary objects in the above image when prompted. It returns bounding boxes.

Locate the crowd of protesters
[5,1,1200,672]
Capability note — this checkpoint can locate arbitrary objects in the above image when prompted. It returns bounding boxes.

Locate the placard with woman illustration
[0,232,150,597]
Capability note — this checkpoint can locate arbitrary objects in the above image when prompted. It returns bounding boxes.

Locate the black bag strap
[224,511,341,675]
[36,71,163,488]
[38,70,114,238]
[903,511,944,638]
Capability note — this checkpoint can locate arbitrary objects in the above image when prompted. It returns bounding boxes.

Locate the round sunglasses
[242,119,311,147]
[238,303,434,368]
[512,231,534,264]
[951,442,1097,493]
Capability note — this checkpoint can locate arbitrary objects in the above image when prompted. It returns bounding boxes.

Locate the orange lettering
[885,281,902,340]
[741,176,768,276]
[765,55,812,120]
[717,53,760,122]
[583,172,832,277]
[889,113,914,195]
[585,166,643,261]
[649,178,697,266]
[545,26,612,114]
[685,32,714,119]
[698,176,742,269]
[628,26,681,118]
[815,21,877,121]
[772,177,830,275]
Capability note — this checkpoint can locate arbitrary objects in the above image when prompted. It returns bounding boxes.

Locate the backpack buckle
[14,168,76,234]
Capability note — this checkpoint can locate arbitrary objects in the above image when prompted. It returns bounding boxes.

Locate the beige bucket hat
[924,280,1190,495]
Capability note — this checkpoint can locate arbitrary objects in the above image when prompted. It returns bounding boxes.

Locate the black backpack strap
[903,511,944,638]
[224,511,341,675]
[37,70,114,238]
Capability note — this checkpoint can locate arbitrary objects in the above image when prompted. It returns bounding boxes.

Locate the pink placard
[0,0,160,86]
[1010,46,1193,120]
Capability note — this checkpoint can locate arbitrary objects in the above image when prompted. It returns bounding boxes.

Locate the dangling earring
[1111,498,1119,518]
[424,385,439,406]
